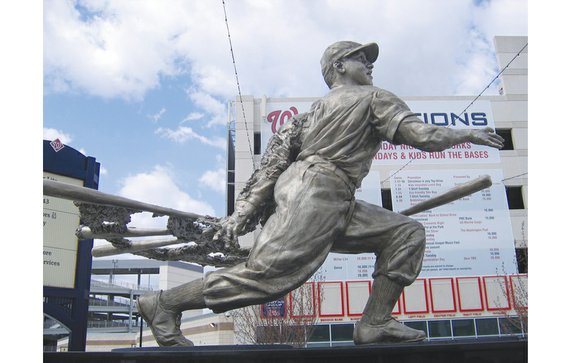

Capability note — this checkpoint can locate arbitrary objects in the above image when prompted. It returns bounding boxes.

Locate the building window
[499,318,523,335]
[495,128,514,150]
[428,320,451,338]
[452,319,476,337]
[227,181,235,216]
[404,321,428,336]
[308,325,330,342]
[505,186,525,209]
[381,189,393,211]
[516,248,528,273]
[476,318,500,336]
[227,131,236,216]
[254,132,261,155]
[331,324,354,342]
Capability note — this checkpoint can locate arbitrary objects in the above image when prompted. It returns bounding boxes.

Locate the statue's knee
[411,221,426,241]
[403,220,426,255]
[408,219,425,233]
[399,217,425,239]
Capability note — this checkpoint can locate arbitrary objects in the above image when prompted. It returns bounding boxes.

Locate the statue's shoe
[137,291,194,347]
[353,318,426,345]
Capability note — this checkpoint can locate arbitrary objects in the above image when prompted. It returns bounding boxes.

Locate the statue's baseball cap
[321,41,379,84]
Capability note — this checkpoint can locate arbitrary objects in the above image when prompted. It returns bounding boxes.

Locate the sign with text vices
[43,172,83,288]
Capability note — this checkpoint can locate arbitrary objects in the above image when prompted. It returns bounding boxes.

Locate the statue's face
[341,51,374,86]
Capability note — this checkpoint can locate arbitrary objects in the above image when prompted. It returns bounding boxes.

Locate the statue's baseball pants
[203,159,426,313]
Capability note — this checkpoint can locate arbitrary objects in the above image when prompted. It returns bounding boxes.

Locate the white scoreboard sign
[43,172,83,288]
[261,100,499,165]
[392,169,517,277]
[315,169,517,280]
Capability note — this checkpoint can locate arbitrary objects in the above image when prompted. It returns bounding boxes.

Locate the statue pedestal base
[44,336,526,363]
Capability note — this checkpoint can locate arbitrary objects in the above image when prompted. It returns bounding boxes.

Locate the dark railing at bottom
[44,336,526,363]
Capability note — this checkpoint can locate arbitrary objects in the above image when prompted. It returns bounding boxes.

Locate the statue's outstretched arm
[370,90,504,152]
[393,118,504,152]
[212,113,307,247]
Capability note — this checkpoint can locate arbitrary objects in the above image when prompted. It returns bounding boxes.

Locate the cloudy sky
[42,0,528,229]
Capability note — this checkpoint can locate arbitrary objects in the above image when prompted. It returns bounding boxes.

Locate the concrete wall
[158,263,203,290]
[59,314,235,351]
[139,313,235,347]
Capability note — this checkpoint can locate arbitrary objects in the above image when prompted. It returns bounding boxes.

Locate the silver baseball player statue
[137,40,504,346]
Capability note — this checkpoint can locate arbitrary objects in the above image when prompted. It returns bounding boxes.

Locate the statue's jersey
[297,85,417,188]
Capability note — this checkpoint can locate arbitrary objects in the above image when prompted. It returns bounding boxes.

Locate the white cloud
[199,168,226,194]
[187,90,228,127]
[117,165,216,230]
[181,112,204,124]
[474,0,528,40]
[44,0,527,104]
[194,64,237,100]
[198,154,228,194]
[44,0,189,100]
[148,107,166,123]
[453,28,499,95]
[43,127,72,144]
[155,126,227,149]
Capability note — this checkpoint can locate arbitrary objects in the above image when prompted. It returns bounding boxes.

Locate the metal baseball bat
[43,179,214,222]
[91,237,180,257]
[398,175,492,216]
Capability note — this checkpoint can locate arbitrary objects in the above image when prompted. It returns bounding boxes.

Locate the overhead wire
[500,172,528,183]
[221,0,255,170]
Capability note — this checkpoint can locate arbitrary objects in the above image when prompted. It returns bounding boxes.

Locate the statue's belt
[302,155,356,194]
